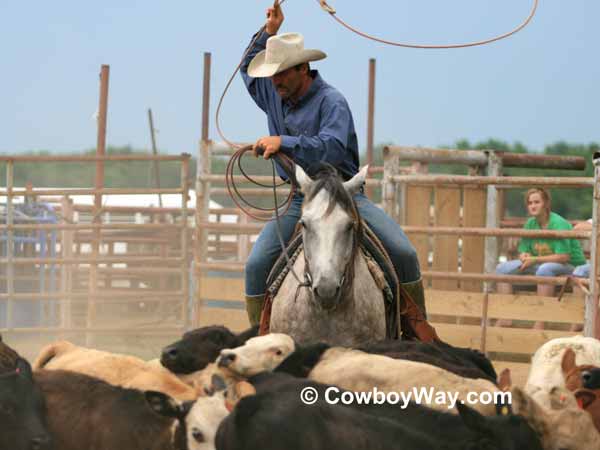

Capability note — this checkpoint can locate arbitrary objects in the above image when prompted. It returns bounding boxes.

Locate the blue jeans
[573,263,590,278]
[245,192,420,297]
[496,259,574,278]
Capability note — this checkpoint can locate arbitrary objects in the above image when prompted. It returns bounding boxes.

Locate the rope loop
[315,0,539,49]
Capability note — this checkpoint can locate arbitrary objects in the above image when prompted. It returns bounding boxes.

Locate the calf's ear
[561,348,577,376]
[497,368,512,391]
[145,391,183,418]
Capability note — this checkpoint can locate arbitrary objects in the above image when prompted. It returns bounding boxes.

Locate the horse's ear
[343,165,368,196]
[295,165,313,192]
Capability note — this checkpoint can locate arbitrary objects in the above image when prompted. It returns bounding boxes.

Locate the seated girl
[496,187,586,297]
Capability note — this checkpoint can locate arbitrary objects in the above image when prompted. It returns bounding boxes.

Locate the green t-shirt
[518,212,586,266]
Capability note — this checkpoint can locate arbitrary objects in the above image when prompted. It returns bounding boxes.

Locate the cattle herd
[1,328,600,450]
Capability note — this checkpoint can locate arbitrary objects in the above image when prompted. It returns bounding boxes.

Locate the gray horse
[269,164,386,347]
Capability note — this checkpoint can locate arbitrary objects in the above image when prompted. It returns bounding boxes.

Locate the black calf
[0,358,52,450]
[161,325,258,374]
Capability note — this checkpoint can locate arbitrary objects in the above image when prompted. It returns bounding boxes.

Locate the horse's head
[295,163,368,310]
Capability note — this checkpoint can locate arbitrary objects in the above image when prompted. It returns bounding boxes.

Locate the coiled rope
[225,144,296,222]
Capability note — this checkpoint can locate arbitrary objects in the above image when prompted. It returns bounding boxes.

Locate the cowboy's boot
[245,295,265,327]
[401,278,427,318]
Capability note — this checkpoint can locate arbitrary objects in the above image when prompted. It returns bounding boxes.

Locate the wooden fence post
[484,151,503,285]
[87,64,109,346]
[586,157,600,337]
[483,150,502,337]
[194,52,212,328]
[382,147,400,220]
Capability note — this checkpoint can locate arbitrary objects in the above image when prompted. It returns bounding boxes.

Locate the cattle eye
[275,349,283,356]
[192,428,205,443]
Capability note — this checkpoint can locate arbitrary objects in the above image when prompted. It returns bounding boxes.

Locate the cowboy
[241,1,425,326]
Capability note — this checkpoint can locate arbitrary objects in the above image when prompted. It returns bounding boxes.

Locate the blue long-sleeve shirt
[241,31,359,181]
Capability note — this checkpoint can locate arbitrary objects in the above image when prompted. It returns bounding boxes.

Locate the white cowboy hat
[248,32,327,78]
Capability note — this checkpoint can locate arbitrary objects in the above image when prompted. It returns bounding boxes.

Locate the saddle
[258,222,440,343]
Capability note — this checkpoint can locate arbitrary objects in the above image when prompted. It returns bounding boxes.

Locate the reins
[226,144,308,286]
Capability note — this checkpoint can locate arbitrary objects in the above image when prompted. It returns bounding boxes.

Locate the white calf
[525,335,600,406]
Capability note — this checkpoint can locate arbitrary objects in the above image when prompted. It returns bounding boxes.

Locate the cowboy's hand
[519,256,537,271]
[265,0,284,35]
[253,136,281,159]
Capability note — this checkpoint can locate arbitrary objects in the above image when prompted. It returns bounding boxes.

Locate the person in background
[495,188,586,329]
[572,218,592,279]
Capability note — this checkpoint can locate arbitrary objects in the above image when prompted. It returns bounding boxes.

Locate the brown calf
[562,347,600,433]
[33,369,188,450]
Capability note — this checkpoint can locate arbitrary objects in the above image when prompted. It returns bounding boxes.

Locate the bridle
[225,146,362,306]
[301,185,363,309]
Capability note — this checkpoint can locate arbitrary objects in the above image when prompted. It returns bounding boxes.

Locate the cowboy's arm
[279,99,352,172]
[240,31,272,112]
[240,2,284,112]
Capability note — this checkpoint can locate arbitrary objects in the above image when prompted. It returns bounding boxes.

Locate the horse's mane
[305,163,356,219]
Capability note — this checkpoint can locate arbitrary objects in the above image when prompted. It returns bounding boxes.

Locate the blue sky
[1,1,598,155]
